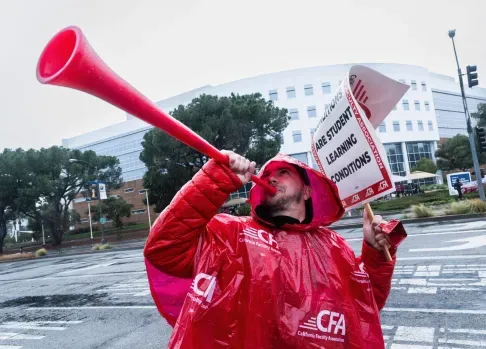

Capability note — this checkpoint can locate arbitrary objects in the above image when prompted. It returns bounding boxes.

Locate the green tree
[92,197,132,239]
[0,149,41,254]
[411,158,438,174]
[471,103,486,127]
[28,146,123,245]
[140,93,289,212]
[436,134,486,171]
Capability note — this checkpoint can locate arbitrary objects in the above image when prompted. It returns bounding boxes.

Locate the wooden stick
[364,203,392,262]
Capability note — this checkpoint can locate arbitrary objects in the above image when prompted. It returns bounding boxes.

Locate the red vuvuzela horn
[36,26,276,195]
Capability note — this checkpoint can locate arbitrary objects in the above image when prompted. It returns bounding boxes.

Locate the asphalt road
[1,218,486,348]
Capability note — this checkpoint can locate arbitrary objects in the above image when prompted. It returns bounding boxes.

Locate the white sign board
[311,65,409,210]
[99,182,107,200]
[446,172,471,196]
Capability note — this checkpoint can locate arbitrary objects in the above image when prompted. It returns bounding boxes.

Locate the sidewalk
[330,212,486,230]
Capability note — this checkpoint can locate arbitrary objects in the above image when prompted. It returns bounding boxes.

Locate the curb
[330,213,486,230]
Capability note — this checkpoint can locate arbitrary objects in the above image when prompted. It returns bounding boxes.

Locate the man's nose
[268,176,278,185]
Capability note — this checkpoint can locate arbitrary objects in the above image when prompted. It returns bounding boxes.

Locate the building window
[414,100,421,111]
[428,120,434,131]
[229,182,252,200]
[411,80,417,90]
[393,121,400,132]
[384,143,406,176]
[379,123,386,133]
[80,218,89,223]
[307,105,317,118]
[289,108,299,120]
[403,100,410,110]
[424,101,430,111]
[421,82,427,91]
[110,194,120,199]
[310,128,316,138]
[279,132,284,144]
[132,209,146,215]
[406,142,433,169]
[290,152,308,165]
[269,89,278,101]
[304,84,314,96]
[292,130,302,143]
[418,121,424,131]
[406,120,413,131]
[322,82,331,94]
[286,86,296,99]
[138,189,147,194]
[124,188,134,193]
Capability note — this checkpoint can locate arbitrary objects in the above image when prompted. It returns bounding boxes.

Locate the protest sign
[311,65,409,210]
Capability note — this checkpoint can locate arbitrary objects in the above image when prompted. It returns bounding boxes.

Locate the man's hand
[363,209,391,252]
[220,150,256,185]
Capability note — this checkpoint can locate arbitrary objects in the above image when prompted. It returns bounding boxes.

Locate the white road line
[383,307,486,315]
[26,306,157,310]
[8,271,147,283]
[408,287,437,294]
[348,229,486,243]
[438,338,486,346]
[0,345,23,349]
[33,321,83,324]
[444,328,486,335]
[0,323,65,331]
[390,344,432,349]
[399,255,486,261]
[382,325,394,330]
[0,332,45,340]
[394,326,435,343]
[56,262,116,275]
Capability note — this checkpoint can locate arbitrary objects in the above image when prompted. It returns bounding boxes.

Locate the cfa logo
[351,194,360,203]
[299,310,346,336]
[378,180,389,190]
[365,188,374,197]
[241,227,279,249]
[191,273,216,303]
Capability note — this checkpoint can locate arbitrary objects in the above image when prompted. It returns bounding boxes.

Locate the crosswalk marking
[0,345,23,349]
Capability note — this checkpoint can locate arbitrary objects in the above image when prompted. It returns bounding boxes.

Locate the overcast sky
[1,0,485,151]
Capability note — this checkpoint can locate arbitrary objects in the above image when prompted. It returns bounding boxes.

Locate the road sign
[100,217,106,224]
[409,235,486,252]
[446,171,471,196]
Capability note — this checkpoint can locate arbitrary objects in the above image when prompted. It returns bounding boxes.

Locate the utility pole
[448,29,486,201]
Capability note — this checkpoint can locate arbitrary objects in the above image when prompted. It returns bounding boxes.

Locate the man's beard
[262,189,304,214]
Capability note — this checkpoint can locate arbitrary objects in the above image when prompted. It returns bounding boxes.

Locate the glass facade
[77,129,150,182]
[406,141,433,169]
[384,143,406,176]
[432,90,486,138]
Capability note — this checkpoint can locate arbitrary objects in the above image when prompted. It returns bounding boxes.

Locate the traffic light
[476,126,486,153]
[467,65,479,88]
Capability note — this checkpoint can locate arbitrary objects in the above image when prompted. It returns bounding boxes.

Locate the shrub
[446,201,471,215]
[35,248,48,257]
[411,204,435,218]
[235,204,251,216]
[468,199,486,213]
[92,243,111,251]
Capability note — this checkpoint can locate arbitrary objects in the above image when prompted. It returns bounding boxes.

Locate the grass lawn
[370,190,479,212]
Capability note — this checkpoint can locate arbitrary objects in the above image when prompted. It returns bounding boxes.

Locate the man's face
[260,162,311,211]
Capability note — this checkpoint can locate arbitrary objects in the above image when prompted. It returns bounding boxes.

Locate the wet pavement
[2,218,486,348]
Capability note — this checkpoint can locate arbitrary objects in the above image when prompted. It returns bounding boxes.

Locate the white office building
[62,63,486,190]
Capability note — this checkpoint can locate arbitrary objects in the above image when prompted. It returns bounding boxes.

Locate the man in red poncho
[144,150,407,348]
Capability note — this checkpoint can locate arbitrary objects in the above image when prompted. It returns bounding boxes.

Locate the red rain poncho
[144,153,406,348]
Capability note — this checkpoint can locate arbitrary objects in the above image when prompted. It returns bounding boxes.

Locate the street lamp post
[447,29,486,201]
[69,159,106,243]
[144,189,152,229]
